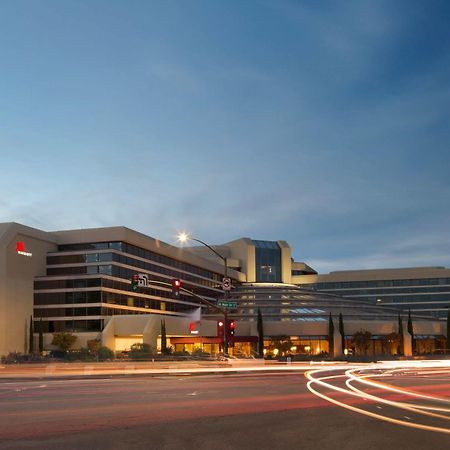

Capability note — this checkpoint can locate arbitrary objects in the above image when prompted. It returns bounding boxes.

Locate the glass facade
[253,240,282,283]
[312,277,450,319]
[34,240,232,333]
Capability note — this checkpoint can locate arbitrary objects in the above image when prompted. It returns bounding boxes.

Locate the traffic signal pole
[223,260,229,356]
[177,235,231,357]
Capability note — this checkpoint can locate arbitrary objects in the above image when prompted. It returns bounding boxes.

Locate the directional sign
[222,277,232,291]
[217,301,237,309]
[138,273,149,287]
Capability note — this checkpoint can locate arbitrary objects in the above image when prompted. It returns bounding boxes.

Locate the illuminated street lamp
[177,232,230,355]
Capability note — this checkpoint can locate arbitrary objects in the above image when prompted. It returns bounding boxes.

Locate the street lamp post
[178,233,230,355]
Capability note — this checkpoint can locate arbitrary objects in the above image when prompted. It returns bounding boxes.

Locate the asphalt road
[0,370,449,450]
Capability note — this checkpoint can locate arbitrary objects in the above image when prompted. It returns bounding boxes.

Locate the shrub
[51,332,77,353]
[65,347,93,362]
[173,350,190,356]
[87,339,101,354]
[128,343,154,360]
[97,346,114,361]
[191,348,211,357]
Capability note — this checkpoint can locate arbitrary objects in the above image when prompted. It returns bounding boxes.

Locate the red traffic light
[133,274,139,282]
[172,279,182,298]
[217,320,224,338]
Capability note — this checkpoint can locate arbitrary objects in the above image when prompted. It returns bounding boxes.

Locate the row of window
[35,319,103,333]
[57,241,221,281]
[34,291,197,312]
[329,286,450,296]
[35,278,101,289]
[46,262,221,289]
[315,277,450,290]
[35,291,101,305]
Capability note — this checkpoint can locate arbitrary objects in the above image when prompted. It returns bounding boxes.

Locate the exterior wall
[298,267,450,320]
[293,274,318,285]
[0,224,57,356]
[277,240,292,284]
[222,238,256,282]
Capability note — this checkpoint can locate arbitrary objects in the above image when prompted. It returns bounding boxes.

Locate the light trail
[306,360,450,435]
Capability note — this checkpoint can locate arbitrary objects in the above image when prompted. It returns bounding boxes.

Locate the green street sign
[217,301,237,309]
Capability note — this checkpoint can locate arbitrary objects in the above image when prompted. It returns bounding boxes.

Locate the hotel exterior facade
[0,222,447,358]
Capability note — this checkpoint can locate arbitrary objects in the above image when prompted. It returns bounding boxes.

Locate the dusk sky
[1,0,449,273]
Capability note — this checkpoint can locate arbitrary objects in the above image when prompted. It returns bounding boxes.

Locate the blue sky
[1,0,450,273]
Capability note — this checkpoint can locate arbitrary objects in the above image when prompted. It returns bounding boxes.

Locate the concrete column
[403,332,413,356]
[334,328,343,357]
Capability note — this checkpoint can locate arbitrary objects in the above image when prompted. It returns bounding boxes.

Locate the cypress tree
[28,315,34,354]
[398,314,404,355]
[446,307,450,351]
[160,320,167,355]
[328,313,334,357]
[338,313,345,354]
[407,309,414,353]
[38,318,44,354]
[257,308,264,358]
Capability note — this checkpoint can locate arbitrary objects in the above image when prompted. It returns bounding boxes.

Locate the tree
[338,313,345,354]
[51,332,77,353]
[328,313,334,357]
[446,307,450,351]
[398,314,404,355]
[38,318,44,354]
[353,330,372,355]
[160,320,167,355]
[407,309,414,353]
[28,315,34,354]
[87,339,101,354]
[382,332,400,355]
[257,308,264,358]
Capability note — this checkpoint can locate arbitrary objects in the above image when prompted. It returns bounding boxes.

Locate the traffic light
[172,279,182,298]
[131,274,139,292]
[226,320,235,337]
[217,320,224,338]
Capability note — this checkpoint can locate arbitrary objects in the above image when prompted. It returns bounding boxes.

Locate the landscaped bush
[1,352,48,364]
[172,350,190,356]
[97,346,114,361]
[65,347,95,362]
[191,348,211,357]
[128,343,154,360]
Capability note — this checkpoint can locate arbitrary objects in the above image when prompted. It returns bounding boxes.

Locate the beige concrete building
[0,222,446,358]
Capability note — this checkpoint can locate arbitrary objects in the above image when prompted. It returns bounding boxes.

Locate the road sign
[217,301,237,309]
[137,273,149,287]
[222,277,232,291]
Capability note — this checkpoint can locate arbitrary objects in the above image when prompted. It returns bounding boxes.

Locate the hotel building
[0,222,446,357]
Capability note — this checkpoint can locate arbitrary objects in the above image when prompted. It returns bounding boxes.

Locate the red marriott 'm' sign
[16,241,32,257]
